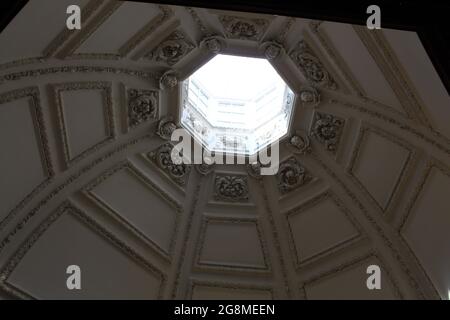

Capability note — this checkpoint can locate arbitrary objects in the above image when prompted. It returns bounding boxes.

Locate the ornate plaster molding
[218,15,269,41]
[289,40,337,90]
[156,116,177,140]
[145,30,195,66]
[287,130,312,155]
[159,71,178,90]
[214,175,249,202]
[277,157,313,195]
[127,88,159,128]
[146,143,191,187]
[0,65,158,85]
[261,41,285,60]
[200,35,225,54]
[310,111,345,155]
[195,163,215,176]
[298,86,321,107]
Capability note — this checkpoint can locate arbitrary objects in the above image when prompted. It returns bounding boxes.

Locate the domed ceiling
[0,0,449,300]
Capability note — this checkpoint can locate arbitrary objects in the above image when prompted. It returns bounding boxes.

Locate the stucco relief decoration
[159,71,178,90]
[127,89,158,127]
[310,112,345,154]
[277,157,312,194]
[148,143,190,186]
[146,30,195,66]
[156,116,177,140]
[289,40,337,90]
[299,86,321,107]
[195,163,215,175]
[288,131,311,155]
[246,162,262,179]
[262,41,284,60]
[200,36,224,53]
[214,175,249,202]
[219,15,269,41]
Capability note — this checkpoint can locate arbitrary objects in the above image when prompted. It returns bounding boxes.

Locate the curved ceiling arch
[0,0,449,300]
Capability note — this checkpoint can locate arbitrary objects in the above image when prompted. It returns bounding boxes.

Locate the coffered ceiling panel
[0,0,449,300]
[304,256,399,300]
[2,204,164,299]
[74,2,161,56]
[53,82,114,166]
[317,22,405,115]
[383,30,450,139]
[85,162,180,258]
[401,163,450,298]
[285,192,361,266]
[196,218,268,271]
[0,88,52,223]
[348,126,413,212]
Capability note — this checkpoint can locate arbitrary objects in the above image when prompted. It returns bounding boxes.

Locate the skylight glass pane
[181,54,295,155]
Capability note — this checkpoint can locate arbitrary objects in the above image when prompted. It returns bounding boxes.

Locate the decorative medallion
[156,116,177,140]
[219,15,269,41]
[147,143,190,186]
[195,163,215,176]
[277,157,312,194]
[288,131,311,155]
[246,162,263,180]
[127,88,158,128]
[146,30,195,66]
[289,40,337,90]
[200,35,224,53]
[214,175,249,202]
[310,111,345,154]
[262,41,284,60]
[159,71,178,90]
[299,86,321,107]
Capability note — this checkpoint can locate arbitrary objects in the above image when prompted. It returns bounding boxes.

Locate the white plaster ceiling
[0,0,449,300]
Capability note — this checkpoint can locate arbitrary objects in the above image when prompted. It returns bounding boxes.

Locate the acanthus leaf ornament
[310,111,345,154]
[127,88,158,128]
[219,15,269,41]
[262,41,284,60]
[195,163,215,175]
[214,175,249,202]
[156,116,177,140]
[299,86,321,107]
[246,162,262,179]
[277,157,313,194]
[289,40,337,90]
[200,35,224,54]
[288,130,311,155]
[146,30,195,66]
[159,71,178,90]
[147,143,190,186]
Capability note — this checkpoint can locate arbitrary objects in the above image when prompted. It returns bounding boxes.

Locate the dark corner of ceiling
[0,0,29,33]
[0,0,449,94]
[136,0,450,95]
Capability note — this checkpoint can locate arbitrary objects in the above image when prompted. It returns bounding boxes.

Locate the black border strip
[0,0,449,93]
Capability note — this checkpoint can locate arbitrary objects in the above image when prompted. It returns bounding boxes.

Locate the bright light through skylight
[191,54,285,100]
[181,54,295,155]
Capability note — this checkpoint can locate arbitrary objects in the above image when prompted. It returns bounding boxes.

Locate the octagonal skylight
[180,54,295,155]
